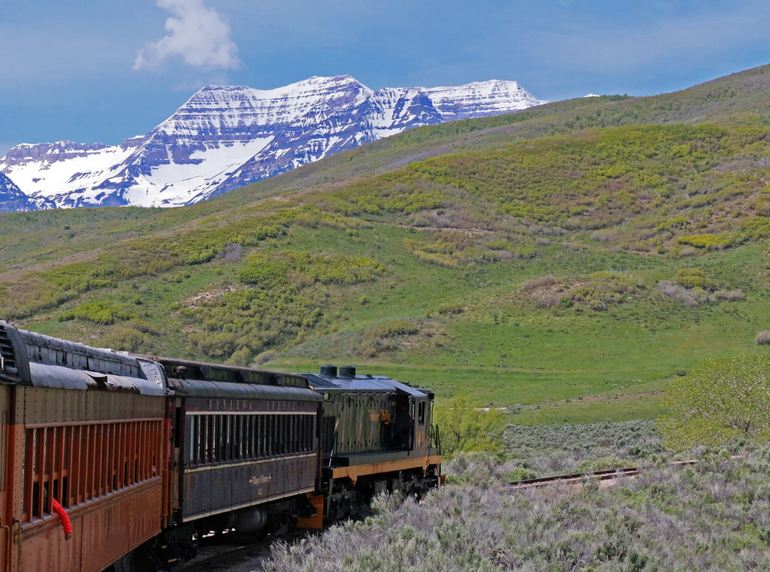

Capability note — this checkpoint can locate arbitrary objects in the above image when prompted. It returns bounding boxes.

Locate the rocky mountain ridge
[0,75,543,210]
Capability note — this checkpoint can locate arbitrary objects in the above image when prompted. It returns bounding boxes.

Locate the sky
[1,0,769,154]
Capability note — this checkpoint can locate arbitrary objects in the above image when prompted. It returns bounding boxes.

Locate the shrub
[678,233,735,249]
[60,301,135,325]
[657,281,699,307]
[712,289,745,302]
[240,251,384,287]
[434,398,506,456]
[755,331,770,345]
[533,291,563,308]
[567,271,641,309]
[660,353,770,449]
[436,303,464,316]
[675,267,714,290]
[220,243,244,262]
[359,320,421,357]
[253,349,277,365]
[521,275,557,291]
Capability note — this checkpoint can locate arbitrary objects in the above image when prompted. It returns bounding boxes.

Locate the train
[0,320,442,571]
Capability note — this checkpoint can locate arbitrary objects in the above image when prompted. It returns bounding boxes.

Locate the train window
[242,416,248,459]
[259,415,264,457]
[258,415,264,458]
[249,415,256,458]
[222,416,229,461]
[297,416,302,452]
[187,417,196,464]
[200,416,206,463]
[22,419,163,523]
[237,415,243,459]
[210,416,217,463]
[243,415,249,459]
[252,415,258,458]
[285,416,291,455]
[228,416,235,461]
[418,402,426,425]
[289,415,297,453]
[207,416,213,463]
[254,415,259,458]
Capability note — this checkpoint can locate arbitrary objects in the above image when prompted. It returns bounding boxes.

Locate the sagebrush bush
[265,449,770,571]
[521,275,557,291]
[502,421,664,477]
[358,320,421,357]
[657,280,700,306]
[755,330,770,345]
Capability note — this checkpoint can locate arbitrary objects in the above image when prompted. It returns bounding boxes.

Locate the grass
[5,64,770,422]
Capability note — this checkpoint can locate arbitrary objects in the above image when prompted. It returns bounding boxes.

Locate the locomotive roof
[304,372,432,398]
[0,321,166,395]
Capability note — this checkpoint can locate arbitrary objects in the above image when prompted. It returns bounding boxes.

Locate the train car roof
[304,372,431,398]
[167,377,321,401]
[0,321,166,395]
[152,356,321,401]
[147,356,309,388]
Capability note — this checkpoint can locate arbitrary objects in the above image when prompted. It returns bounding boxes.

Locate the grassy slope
[3,63,770,423]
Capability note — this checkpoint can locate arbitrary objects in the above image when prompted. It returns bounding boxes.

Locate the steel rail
[509,459,700,490]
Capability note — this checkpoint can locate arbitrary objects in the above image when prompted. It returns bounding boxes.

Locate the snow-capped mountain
[0,75,544,210]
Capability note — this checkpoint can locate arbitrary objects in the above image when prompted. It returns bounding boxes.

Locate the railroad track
[509,459,700,490]
[180,529,318,571]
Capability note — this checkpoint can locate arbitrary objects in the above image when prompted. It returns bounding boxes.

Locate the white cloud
[134,0,239,70]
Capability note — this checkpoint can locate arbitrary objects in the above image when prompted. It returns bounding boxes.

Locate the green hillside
[3,63,770,423]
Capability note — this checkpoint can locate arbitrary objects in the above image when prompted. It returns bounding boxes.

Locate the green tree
[434,398,506,456]
[660,354,770,449]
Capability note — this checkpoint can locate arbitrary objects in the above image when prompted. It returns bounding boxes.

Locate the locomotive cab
[303,365,441,523]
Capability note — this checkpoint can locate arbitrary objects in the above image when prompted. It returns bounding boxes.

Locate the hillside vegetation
[3,63,770,422]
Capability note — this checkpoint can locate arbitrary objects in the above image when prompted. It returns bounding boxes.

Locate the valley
[2,63,770,424]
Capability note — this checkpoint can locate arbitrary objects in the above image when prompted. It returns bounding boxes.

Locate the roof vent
[320,364,338,377]
[339,366,356,378]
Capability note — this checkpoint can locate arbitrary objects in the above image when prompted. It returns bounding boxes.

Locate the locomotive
[0,321,441,571]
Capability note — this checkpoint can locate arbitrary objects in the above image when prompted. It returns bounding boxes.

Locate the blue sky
[1,0,769,154]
